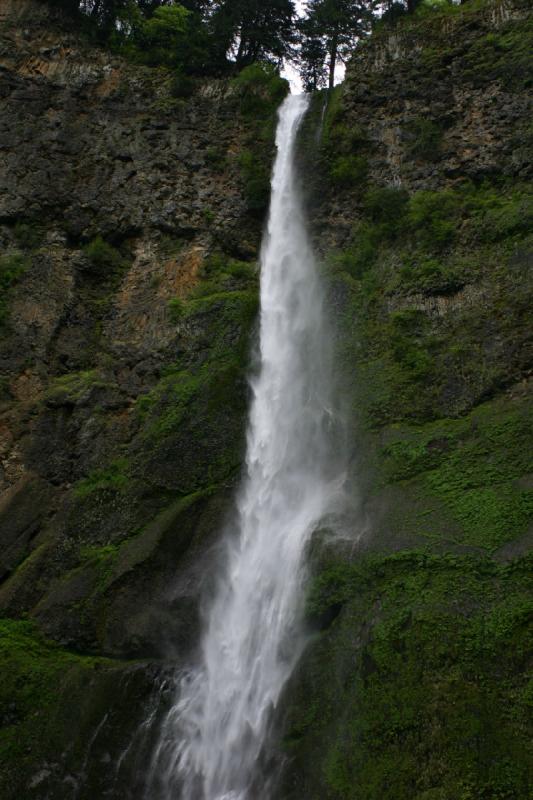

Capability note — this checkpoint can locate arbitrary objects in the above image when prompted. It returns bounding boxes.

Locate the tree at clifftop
[210,0,296,69]
[298,0,375,91]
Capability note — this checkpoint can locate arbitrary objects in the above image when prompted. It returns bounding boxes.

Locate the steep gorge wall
[0,2,283,795]
[283,2,532,798]
[0,1,531,798]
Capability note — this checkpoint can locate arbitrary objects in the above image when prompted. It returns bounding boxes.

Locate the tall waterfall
[150,93,346,800]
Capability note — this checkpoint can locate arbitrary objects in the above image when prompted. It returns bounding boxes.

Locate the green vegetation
[134,249,259,494]
[284,551,532,800]
[13,221,43,250]
[288,16,533,791]
[327,180,532,424]
[138,288,257,441]
[318,87,371,192]
[231,62,288,116]
[0,618,110,792]
[232,63,289,214]
[46,370,107,403]
[57,1,297,78]
[363,186,410,237]
[169,71,196,99]
[83,236,125,276]
[464,13,533,89]
[3,3,531,798]
[168,297,185,322]
[381,397,533,550]
[407,189,459,249]
[330,154,368,188]
[238,149,272,213]
[404,116,443,161]
[0,253,28,327]
[74,458,130,498]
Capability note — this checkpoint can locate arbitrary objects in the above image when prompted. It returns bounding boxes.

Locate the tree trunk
[328,34,338,91]
[90,0,102,20]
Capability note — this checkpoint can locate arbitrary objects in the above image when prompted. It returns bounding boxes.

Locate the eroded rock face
[0,0,269,665]
[0,2,274,795]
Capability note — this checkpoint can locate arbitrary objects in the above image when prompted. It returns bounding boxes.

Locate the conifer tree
[210,0,296,69]
[298,0,375,90]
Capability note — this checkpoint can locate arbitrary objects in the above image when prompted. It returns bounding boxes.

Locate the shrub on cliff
[0,253,28,327]
[407,189,459,249]
[330,154,368,188]
[364,186,410,238]
[238,150,272,213]
[404,116,443,161]
[231,63,289,117]
[83,236,124,276]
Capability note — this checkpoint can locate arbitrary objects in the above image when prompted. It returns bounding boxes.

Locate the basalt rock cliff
[0,1,531,798]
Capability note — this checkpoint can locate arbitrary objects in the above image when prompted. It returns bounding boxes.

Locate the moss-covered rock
[285,1,533,795]
[281,551,532,800]
[0,618,160,800]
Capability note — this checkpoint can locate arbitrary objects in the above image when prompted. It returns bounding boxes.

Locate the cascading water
[149,93,346,800]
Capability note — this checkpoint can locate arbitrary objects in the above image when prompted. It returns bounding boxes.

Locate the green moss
[202,252,256,283]
[363,186,410,239]
[74,457,130,498]
[239,148,272,213]
[462,183,533,243]
[231,63,288,216]
[134,285,258,492]
[407,189,459,249]
[463,15,533,90]
[330,155,368,188]
[83,236,125,275]
[328,225,380,279]
[392,256,465,295]
[284,551,533,800]
[0,619,109,786]
[320,85,346,150]
[205,146,227,171]
[168,296,185,321]
[13,221,43,250]
[0,253,28,327]
[381,397,533,550]
[330,178,532,426]
[45,370,109,405]
[138,325,251,441]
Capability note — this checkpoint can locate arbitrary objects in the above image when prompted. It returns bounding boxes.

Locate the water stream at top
[148,92,346,800]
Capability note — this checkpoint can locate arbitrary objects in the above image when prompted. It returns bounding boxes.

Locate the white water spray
[149,93,346,800]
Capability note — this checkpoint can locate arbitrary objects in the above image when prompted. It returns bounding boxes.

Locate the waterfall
[149,93,346,800]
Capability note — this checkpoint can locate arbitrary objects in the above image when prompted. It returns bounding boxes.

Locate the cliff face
[0,0,274,654]
[282,2,532,798]
[0,2,283,795]
[0,1,531,798]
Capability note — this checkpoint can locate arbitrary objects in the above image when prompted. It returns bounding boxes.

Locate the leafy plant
[83,236,124,275]
[330,155,368,188]
[407,189,459,249]
[0,253,28,326]
[404,116,443,160]
[13,221,42,250]
[239,149,271,213]
[168,297,185,322]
